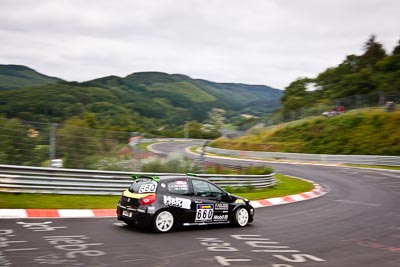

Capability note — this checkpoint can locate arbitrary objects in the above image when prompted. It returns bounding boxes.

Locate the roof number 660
[139,184,156,193]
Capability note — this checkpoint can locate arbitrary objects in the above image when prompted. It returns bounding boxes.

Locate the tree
[374,37,400,92]
[57,118,100,169]
[0,117,45,166]
[360,35,387,68]
[207,108,226,132]
[392,38,400,55]
[283,96,306,111]
[281,78,310,111]
[187,121,204,138]
[278,34,400,117]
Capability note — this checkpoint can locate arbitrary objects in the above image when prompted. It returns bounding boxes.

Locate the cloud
[0,0,399,89]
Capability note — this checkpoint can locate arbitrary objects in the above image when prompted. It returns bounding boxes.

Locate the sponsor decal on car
[196,204,214,222]
[163,195,191,209]
[167,180,189,193]
[213,214,229,221]
[215,203,229,210]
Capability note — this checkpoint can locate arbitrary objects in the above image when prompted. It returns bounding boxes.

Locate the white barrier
[0,165,275,195]
[207,147,400,166]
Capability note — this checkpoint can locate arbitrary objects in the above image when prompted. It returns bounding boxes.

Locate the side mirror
[221,192,231,202]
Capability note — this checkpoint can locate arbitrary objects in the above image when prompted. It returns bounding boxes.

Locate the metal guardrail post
[200,140,211,173]
[49,123,58,166]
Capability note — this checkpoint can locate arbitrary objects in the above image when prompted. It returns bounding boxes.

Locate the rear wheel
[233,207,249,227]
[153,210,174,233]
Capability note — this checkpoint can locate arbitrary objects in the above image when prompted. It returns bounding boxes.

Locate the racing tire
[153,210,175,233]
[233,207,249,227]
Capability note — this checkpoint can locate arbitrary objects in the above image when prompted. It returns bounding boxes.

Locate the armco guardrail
[0,165,275,195]
[206,147,400,166]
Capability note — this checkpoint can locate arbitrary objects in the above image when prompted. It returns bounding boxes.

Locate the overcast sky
[1,0,399,89]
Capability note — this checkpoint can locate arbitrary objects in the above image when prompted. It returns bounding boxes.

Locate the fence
[1,91,399,170]
[0,165,276,195]
[0,118,138,170]
[266,91,400,125]
[0,117,212,171]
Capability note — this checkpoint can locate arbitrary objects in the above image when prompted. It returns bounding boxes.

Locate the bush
[245,166,273,175]
[141,153,201,173]
[141,154,274,175]
[211,109,400,156]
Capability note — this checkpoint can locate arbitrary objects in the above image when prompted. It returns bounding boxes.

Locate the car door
[163,178,193,223]
[190,179,229,224]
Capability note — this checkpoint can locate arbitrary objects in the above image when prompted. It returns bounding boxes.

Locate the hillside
[0,65,282,136]
[82,71,281,109]
[210,108,400,156]
[0,64,63,90]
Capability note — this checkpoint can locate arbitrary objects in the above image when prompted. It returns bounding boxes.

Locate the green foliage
[147,81,216,102]
[141,153,199,173]
[186,121,221,139]
[141,153,274,175]
[204,165,273,175]
[280,35,400,112]
[0,67,282,137]
[56,118,102,169]
[244,166,274,175]
[0,117,48,166]
[0,65,63,90]
[0,116,143,169]
[225,185,256,194]
[211,109,400,156]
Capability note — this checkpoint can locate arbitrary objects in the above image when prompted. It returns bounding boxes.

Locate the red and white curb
[250,181,327,208]
[0,181,327,219]
[0,209,116,219]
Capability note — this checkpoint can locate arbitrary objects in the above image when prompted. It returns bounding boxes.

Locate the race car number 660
[138,183,156,193]
[196,208,214,221]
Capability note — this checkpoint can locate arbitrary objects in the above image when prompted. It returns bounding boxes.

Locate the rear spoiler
[131,174,160,183]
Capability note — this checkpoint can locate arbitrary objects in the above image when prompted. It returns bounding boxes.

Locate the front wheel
[233,207,249,227]
[153,210,175,233]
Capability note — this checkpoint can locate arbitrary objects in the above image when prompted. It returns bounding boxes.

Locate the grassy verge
[226,174,314,200]
[138,142,155,151]
[344,164,400,171]
[196,148,400,172]
[0,174,314,209]
[211,109,400,155]
[0,193,120,209]
[190,145,201,153]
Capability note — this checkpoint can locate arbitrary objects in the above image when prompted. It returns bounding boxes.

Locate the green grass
[200,148,400,172]
[0,174,314,209]
[138,141,154,151]
[0,193,120,209]
[344,164,400,171]
[211,109,400,156]
[226,174,314,200]
[190,145,201,153]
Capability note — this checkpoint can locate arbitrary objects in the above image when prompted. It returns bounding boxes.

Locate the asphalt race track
[1,141,399,266]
